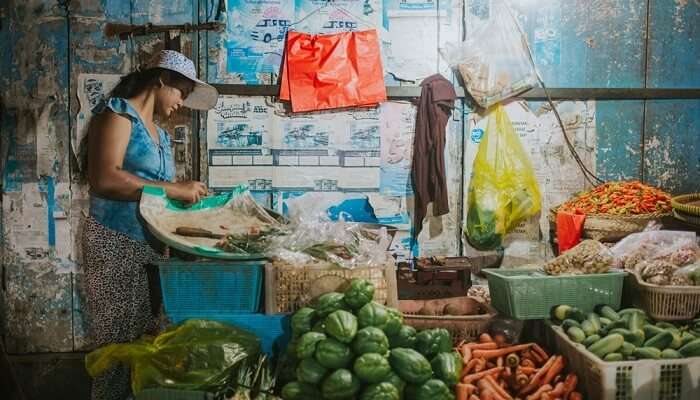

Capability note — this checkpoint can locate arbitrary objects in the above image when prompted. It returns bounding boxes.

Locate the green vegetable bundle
[280,279,459,400]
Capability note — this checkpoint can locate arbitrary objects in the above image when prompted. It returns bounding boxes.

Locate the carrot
[456,383,471,400]
[568,392,583,400]
[462,345,473,364]
[496,357,504,368]
[462,367,505,384]
[472,344,533,360]
[478,380,508,400]
[480,333,494,343]
[562,373,578,398]
[475,358,487,372]
[468,395,480,400]
[505,353,520,368]
[515,372,529,387]
[547,382,566,398]
[525,384,552,400]
[484,375,514,400]
[502,366,512,379]
[519,356,557,395]
[480,389,496,400]
[517,366,536,375]
[553,374,563,386]
[466,342,499,350]
[532,344,549,361]
[520,359,536,369]
[541,356,565,386]
[463,358,481,375]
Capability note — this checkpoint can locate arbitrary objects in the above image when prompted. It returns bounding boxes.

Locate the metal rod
[212,84,700,100]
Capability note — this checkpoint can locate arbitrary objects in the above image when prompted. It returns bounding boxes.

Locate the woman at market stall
[81,50,218,400]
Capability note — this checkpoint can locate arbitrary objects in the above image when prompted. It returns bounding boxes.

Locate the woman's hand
[168,181,208,204]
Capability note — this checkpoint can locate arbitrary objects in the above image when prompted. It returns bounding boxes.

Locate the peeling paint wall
[0,0,699,354]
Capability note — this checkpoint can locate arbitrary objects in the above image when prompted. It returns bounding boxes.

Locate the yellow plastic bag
[85,319,260,394]
[465,104,541,250]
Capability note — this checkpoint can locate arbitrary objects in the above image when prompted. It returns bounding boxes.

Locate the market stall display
[549,181,673,242]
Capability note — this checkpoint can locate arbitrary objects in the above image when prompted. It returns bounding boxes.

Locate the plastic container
[135,389,214,400]
[483,268,626,319]
[626,273,700,321]
[545,321,700,400]
[398,296,496,344]
[264,261,398,314]
[168,313,291,356]
[158,260,264,315]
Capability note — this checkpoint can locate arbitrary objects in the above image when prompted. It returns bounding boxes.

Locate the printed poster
[75,73,121,161]
[379,101,415,196]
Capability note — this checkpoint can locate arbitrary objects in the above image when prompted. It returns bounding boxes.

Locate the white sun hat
[146,50,218,110]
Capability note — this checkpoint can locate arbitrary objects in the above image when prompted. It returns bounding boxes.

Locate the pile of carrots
[454,334,582,400]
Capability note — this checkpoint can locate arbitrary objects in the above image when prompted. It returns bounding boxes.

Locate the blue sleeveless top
[89,97,175,242]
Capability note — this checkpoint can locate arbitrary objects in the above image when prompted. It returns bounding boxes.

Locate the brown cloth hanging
[412,74,457,237]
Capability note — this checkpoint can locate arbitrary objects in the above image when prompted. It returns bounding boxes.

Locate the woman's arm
[87,112,206,203]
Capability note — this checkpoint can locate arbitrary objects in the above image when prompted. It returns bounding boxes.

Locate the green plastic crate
[135,388,214,400]
[483,268,627,319]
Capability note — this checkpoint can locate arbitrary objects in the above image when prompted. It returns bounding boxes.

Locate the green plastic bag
[85,319,260,394]
[465,104,541,250]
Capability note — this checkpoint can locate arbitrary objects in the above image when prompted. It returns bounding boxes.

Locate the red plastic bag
[280,29,387,112]
[556,211,586,254]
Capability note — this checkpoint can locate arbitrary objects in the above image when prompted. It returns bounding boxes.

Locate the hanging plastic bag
[85,320,260,394]
[441,0,538,108]
[465,104,541,250]
[279,29,387,112]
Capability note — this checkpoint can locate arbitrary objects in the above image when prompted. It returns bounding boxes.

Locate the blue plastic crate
[169,313,291,356]
[158,260,264,315]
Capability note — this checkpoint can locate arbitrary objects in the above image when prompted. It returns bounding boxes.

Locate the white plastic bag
[610,230,699,271]
[441,0,538,108]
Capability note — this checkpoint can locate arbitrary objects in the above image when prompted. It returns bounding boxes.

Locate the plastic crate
[158,260,264,315]
[135,389,214,400]
[483,268,626,319]
[264,261,397,314]
[626,273,700,321]
[169,313,291,356]
[398,297,496,344]
[545,321,700,400]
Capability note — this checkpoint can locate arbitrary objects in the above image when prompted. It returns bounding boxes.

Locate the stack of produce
[552,304,700,361]
[557,181,671,215]
[455,334,582,400]
[544,239,614,275]
[281,279,462,400]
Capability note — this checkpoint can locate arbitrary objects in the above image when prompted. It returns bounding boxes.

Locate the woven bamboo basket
[626,273,700,321]
[548,207,670,242]
[398,296,496,344]
[671,193,700,217]
[264,260,398,314]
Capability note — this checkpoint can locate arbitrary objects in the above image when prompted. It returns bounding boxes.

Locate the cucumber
[656,322,677,330]
[567,326,586,343]
[679,338,700,357]
[618,308,647,318]
[634,347,662,360]
[620,342,636,356]
[644,331,674,350]
[661,349,682,359]
[568,307,586,323]
[599,317,613,327]
[668,331,682,350]
[622,313,631,327]
[588,334,624,358]
[604,352,624,362]
[552,305,572,321]
[582,334,601,347]
[643,324,666,339]
[608,319,629,331]
[562,319,582,332]
[596,305,621,322]
[681,331,697,347]
[581,320,597,337]
[587,313,602,332]
[629,312,644,332]
[625,355,637,361]
[610,328,645,347]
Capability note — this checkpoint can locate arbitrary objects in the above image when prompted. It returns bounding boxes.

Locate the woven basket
[548,207,670,242]
[398,296,496,344]
[671,193,700,217]
[626,273,700,321]
[673,209,700,227]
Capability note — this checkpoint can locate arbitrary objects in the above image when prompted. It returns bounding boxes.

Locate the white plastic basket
[545,322,700,400]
